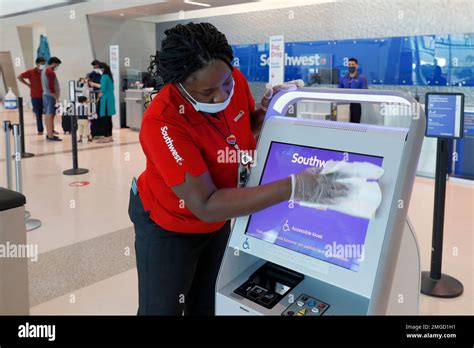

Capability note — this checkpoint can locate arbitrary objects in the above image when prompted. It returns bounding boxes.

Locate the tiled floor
[410,177,474,315]
[1,106,473,315]
[0,109,144,253]
[30,269,138,315]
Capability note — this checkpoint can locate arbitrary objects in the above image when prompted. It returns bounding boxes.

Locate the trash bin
[0,187,30,314]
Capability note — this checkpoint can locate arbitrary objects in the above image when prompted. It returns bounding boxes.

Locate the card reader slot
[234,262,304,309]
[250,262,304,285]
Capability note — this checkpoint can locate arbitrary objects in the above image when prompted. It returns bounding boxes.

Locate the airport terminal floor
[0,107,472,315]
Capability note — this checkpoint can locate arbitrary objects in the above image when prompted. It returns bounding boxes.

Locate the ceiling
[90,0,259,20]
[0,0,85,19]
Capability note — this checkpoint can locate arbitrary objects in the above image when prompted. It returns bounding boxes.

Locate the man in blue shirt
[338,57,368,123]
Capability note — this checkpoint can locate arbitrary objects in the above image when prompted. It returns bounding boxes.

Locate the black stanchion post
[71,114,79,169]
[3,120,13,189]
[63,81,88,176]
[17,97,34,158]
[421,138,464,298]
[432,138,448,279]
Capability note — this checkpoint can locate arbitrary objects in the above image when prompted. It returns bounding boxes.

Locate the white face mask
[179,79,234,113]
[39,64,46,70]
[54,66,60,72]
[94,69,100,74]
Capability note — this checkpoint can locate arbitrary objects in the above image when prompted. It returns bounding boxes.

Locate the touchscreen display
[245,142,384,272]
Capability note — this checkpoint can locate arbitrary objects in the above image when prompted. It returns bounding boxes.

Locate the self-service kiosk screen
[245,142,383,272]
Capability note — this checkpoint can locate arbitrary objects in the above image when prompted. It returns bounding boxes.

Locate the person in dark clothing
[89,62,116,143]
[87,59,102,90]
[338,58,368,123]
[86,59,103,138]
[428,65,447,86]
[129,22,351,316]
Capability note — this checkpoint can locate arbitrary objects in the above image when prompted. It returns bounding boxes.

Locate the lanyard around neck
[201,111,239,150]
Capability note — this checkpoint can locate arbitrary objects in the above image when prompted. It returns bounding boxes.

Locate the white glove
[261,79,305,110]
[291,160,385,219]
[290,166,350,205]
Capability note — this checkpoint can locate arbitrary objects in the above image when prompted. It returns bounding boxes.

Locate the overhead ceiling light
[184,0,211,7]
[120,13,125,16]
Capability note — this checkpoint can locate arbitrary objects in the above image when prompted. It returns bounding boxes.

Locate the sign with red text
[269,35,285,85]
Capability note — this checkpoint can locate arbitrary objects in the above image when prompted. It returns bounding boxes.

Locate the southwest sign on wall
[232,33,474,87]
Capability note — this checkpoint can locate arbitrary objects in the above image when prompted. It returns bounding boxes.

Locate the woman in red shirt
[129,23,349,315]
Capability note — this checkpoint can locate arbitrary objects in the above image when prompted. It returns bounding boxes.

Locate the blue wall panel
[232,33,474,87]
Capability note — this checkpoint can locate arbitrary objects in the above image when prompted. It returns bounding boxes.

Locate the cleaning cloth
[299,160,385,219]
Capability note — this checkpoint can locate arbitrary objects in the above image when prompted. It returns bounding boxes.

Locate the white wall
[0,0,158,102]
[88,15,156,76]
[1,4,93,101]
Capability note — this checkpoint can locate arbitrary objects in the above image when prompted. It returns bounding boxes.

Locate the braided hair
[147,51,160,77]
[157,22,234,84]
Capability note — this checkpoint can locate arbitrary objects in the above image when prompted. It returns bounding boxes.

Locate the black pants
[349,103,362,123]
[98,116,113,137]
[128,189,230,315]
[91,99,101,137]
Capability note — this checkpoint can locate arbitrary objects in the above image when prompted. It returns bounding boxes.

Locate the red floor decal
[69,181,90,187]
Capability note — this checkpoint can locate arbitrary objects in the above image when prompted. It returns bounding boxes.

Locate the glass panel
[232,32,474,88]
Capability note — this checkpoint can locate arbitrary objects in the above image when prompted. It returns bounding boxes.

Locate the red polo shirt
[20,68,43,98]
[137,68,257,233]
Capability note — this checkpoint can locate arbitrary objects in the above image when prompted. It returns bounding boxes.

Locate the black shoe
[46,135,62,142]
[53,130,59,135]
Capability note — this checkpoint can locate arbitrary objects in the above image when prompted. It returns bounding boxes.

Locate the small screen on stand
[425,93,464,139]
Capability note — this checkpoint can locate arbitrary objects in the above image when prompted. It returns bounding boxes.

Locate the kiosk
[216,88,426,315]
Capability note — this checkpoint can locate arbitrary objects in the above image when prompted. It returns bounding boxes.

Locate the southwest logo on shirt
[161,126,184,165]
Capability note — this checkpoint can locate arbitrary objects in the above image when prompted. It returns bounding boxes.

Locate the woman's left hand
[260,79,305,111]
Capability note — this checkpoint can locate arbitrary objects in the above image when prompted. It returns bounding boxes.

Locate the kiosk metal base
[26,218,41,232]
[421,271,464,298]
[63,168,89,175]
